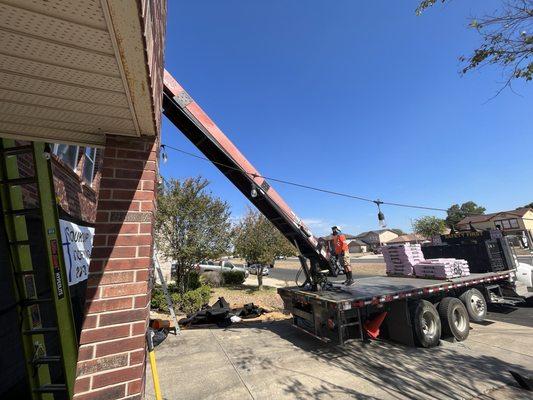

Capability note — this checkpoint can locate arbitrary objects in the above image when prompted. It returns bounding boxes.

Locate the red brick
[98,189,111,200]
[95,211,109,223]
[104,258,150,271]
[92,235,107,247]
[99,309,147,327]
[83,315,98,329]
[127,379,143,395]
[134,190,155,201]
[77,353,129,375]
[139,223,152,233]
[80,324,130,345]
[136,246,151,258]
[92,365,143,389]
[114,169,143,180]
[135,270,149,282]
[86,297,132,313]
[97,200,140,212]
[109,235,152,246]
[74,376,91,393]
[100,178,142,190]
[88,271,135,286]
[142,180,155,191]
[103,147,116,158]
[140,201,155,211]
[101,282,147,298]
[115,149,150,160]
[95,335,145,357]
[129,349,145,365]
[103,158,144,170]
[92,246,137,259]
[77,345,94,361]
[134,295,149,309]
[131,321,147,336]
[74,383,125,400]
[85,287,99,301]
[96,223,139,235]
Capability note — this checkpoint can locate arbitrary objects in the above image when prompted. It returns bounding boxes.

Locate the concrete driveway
[146,314,533,399]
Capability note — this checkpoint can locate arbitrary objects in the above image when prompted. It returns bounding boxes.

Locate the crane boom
[162,70,335,283]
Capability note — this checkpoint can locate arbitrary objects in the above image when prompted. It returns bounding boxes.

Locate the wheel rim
[453,308,467,332]
[421,311,437,337]
[470,293,485,316]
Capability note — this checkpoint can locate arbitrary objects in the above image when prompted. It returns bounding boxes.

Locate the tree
[413,216,447,238]
[234,208,296,289]
[155,177,233,293]
[417,1,533,92]
[519,202,533,209]
[446,201,486,228]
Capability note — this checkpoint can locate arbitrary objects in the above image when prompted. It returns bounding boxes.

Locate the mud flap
[384,300,415,347]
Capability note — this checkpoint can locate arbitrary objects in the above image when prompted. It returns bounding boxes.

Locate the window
[53,144,79,170]
[82,147,96,184]
[494,218,520,230]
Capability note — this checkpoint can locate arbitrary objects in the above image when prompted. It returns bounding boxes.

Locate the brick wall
[15,140,103,224]
[73,135,158,399]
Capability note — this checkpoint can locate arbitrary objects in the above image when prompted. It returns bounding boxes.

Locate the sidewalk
[145,317,533,399]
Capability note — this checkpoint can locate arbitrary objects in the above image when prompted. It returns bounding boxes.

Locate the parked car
[247,264,270,276]
[194,260,249,278]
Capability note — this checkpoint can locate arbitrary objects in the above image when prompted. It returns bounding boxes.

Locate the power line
[160,144,532,221]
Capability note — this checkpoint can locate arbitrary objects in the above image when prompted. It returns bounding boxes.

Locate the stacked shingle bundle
[382,244,425,276]
[413,258,470,279]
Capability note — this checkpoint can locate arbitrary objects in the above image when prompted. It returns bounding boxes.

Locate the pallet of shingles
[382,244,425,276]
[413,258,470,279]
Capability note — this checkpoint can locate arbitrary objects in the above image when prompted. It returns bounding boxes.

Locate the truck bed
[278,270,514,308]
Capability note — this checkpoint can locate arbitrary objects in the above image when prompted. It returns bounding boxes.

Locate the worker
[331,226,353,285]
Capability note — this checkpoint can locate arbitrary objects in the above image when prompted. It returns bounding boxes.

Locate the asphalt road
[269,255,385,283]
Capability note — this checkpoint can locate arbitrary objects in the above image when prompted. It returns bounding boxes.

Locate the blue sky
[161,1,532,236]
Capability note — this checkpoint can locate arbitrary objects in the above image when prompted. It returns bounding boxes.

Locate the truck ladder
[0,140,78,399]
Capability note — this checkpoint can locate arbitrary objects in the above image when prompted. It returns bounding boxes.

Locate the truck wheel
[438,297,470,341]
[459,288,487,323]
[410,300,441,348]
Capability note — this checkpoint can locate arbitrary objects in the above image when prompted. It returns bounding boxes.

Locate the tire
[459,288,487,323]
[438,297,470,341]
[410,300,441,348]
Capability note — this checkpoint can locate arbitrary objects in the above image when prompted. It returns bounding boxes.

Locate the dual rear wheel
[410,289,487,348]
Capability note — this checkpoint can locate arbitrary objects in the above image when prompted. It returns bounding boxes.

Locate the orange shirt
[333,234,348,254]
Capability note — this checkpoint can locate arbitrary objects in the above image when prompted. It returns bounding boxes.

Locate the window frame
[52,143,79,172]
[82,147,97,185]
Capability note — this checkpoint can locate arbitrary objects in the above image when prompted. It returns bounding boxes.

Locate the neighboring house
[348,239,369,254]
[355,229,399,249]
[456,207,533,248]
[387,234,428,245]
[320,233,365,254]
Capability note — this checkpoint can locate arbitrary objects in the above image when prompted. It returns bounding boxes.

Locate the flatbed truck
[278,270,517,346]
[162,70,522,348]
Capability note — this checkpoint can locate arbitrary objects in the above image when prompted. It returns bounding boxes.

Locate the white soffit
[0,0,157,147]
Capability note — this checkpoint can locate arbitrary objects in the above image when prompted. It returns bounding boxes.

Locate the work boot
[344,271,354,286]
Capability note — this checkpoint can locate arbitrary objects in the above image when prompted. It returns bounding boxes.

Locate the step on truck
[162,70,523,348]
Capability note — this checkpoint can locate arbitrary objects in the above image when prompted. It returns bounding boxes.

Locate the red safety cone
[363,311,388,339]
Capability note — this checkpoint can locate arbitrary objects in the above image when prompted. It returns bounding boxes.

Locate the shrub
[150,287,168,312]
[200,271,223,287]
[152,282,212,315]
[222,270,246,285]
[171,284,212,315]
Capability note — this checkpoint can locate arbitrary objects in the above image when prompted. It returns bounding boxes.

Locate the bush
[200,271,223,287]
[171,284,212,315]
[222,270,246,285]
[186,270,201,290]
[150,287,168,312]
